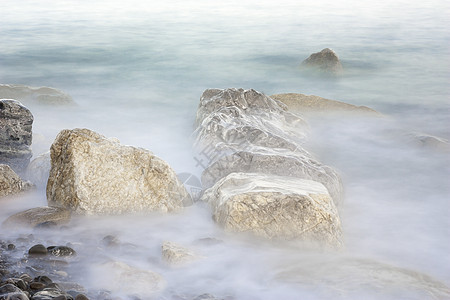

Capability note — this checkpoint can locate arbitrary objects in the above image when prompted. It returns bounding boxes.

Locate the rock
[0,283,29,300]
[201,150,343,205]
[25,152,51,189]
[28,245,48,256]
[46,128,192,215]
[201,173,343,247]
[0,99,33,173]
[301,48,343,75]
[0,84,74,106]
[74,294,88,300]
[2,207,71,229]
[161,242,200,266]
[31,287,73,300]
[91,260,165,298]
[407,132,450,153]
[46,246,76,257]
[270,93,379,115]
[0,164,34,198]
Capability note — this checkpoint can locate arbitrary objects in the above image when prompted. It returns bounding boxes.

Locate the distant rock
[201,173,343,247]
[407,132,450,153]
[270,93,379,115]
[161,242,200,266]
[46,128,192,214]
[202,150,343,206]
[0,84,74,106]
[0,99,33,173]
[301,48,343,75]
[2,206,71,229]
[25,152,51,189]
[0,164,33,198]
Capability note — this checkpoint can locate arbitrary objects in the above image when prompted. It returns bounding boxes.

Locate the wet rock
[25,152,51,189]
[2,207,71,229]
[46,247,76,257]
[28,245,48,256]
[7,244,16,251]
[270,93,379,115]
[301,48,343,75]
[73,294,88,300]
[5,278,27,291]
[31,287,73,300]
[46,128,192,215]
[201,173,343,247]
[0,283,29,300]
[29,282,46,290]
[0,99,34,173]
[202,150,343,205]
[0,164,34,198]
[0,84,74,106]
[161,242,200,266]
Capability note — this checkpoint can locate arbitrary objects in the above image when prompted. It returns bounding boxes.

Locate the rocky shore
[2,86,450,299]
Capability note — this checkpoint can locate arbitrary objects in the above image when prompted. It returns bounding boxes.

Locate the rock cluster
[0,84,74,106]
[46,128,192,214]
[195,88,343,247]
[0,99,34,173]
[301,48,343,75]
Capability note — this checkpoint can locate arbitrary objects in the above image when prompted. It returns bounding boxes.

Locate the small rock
[29,281,46,290]
[301,48,343,75]
[28,245,48,256]
[74,294,89,300]
[0,164,34,198]
[0,283,29,300]
[7,244,16,251]
[162,242,200,266]
[47,246,76,257]
[2,206,71,229]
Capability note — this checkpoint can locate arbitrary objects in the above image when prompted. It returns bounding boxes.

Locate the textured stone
[270,93,378,115]
[46,128,192,214]
[0,99,33,173]
[25,152,51,189]
[2,206,71,229]
[0,164,34,198]
[202,150,343,205]
[0,84,74,106]
[301,48,343,75]
[0,283,29,300]
[201,173,343,247]
[161,242,200,266]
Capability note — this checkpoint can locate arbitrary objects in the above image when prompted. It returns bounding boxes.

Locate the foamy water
[1,0,449,299]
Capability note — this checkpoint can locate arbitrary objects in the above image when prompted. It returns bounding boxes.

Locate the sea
[0,0,449,299]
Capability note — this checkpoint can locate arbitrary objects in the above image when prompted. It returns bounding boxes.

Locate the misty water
[1,0,449,299]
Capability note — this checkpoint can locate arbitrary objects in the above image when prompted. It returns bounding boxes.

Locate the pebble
[28,244,48,256]
[47,246,76,257]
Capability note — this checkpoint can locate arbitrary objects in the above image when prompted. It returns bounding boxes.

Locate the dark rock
[33,276,52,286]
[5,278,27,291]
[46,247,76,257]
[19,274,33,283]
[0,99,33,173]
[31,287,73,300]
[74,294,89,300]
[2,207,71,229]
[7,244,16,251]
[28,245,47,256]
[0,164,34,198]
[29,282,46,290]
[301,48,343,75]
[102,235,120,248]
[0,283,29,299]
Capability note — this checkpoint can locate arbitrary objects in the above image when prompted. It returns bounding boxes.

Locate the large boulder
[2,206,71,229]
[201,150,343,205]
[0,99,33,173]
[0,164,33,198]
[46,128,192,214]
[0,84,74,106]
[270,93,379,115]
[201,173,343,247]
[301,48,343,75]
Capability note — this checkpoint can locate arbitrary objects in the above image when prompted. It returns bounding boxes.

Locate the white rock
[46,128,192,214]
[201,173,343,247]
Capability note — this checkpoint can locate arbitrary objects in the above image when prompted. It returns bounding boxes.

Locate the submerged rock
[270,93,379,115]
[161,242,200,266]
[201,173,343,247]
[2,206,71,229]
[0,99,33,173]
[0,164,33,198]
[46,128,192,214]
[0,84,74,106]
[301,48,343,75]
[25,152,51,189]
[407,132,450,153]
